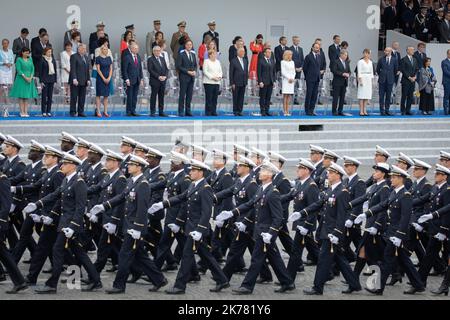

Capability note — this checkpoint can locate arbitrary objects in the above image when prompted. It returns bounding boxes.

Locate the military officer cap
[61,152,82,166]
[413,159,431,171]
[212,149,229,162]
[389,165,410,178]
[170,151,190,165]
[96,21,106,27]
[191,144,209,155]
[89,143,106,156]
[178,21,187,27]
[328,162,346,176]
[373,162,390,174]
[44,146,63,158]
[154,20,161,25]
[174,137,190,148]
[121,136,137,148]
[76,138,91,149]
[296,158,315,171]
[251,147,267,159]
[146,147,166,160]
[435,164,450,176]
[324,149,341,161]
[208,20,216,26]
[125,24,134,30]
[375,145,391,158]
[134,141,150,154]
[127,155,149,168]
[189,159,210,172]
[440,151,450,161]
[237,155,256,168]
[30,140,46,153]
[4,135,24,150]
[268,151,287,165]
[0,132,6,143]
[233,144,250,156]
[343,156,361,167]
[397,152,414,168]
[60,131,78,145]
[105,149,124,162]
[310,144,325,155]
[260,161,280,175]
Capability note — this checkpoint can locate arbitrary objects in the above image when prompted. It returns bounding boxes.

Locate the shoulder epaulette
[404,192,411,196]
[224,173,231,176]
[383,185,390,189]
[141,180,149,184]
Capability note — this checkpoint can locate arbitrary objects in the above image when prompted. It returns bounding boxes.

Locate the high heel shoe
[103,112,110,118]
[95,111,102,118]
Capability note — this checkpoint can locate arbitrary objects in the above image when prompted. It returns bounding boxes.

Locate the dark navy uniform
[77,159,91,181]
[120,154,133,178]
[312,161,325,185]
[272,172,294,256]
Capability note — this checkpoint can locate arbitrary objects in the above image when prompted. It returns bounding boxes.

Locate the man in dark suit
[31,29,50,78]
[122,43,143,117]
[330,50,351,116]
[257,48,276,117]
[377,47,399,116]
[303,43,323,116]
[203,21,219,52]
[414,42,427,68]
[69,44,90,117]
[400,46,419,115]
[291,36,304,105]
[383,1,399,30]
[176,40,197,117]
[148,46,169,117]
[274,36,288,74]
[438,12,450,43]
[12,28,30,62]
[229,48,249,116]
[442,49,450,115]
[328,35,341,68]
[88,23,109,65]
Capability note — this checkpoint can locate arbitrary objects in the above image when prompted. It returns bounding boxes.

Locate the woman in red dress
[120,31,133,55]
[249,34,264,80]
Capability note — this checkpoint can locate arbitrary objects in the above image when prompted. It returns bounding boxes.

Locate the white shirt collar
[331,181,341,191]
[314,159,323,168]
[262,182,271,191]
[80,157,88,164]
[109,168,119,178]
[173,168,184,178]
[91,161,102,170]
[132,173,143,183]
[194,178,204,187]
[8,154,18,162]
[300,176,310,185]
[437,181,447,189]
[47,164,58,173]
[66,171,77,182]
[348,173,358,183]
[31,160,42,168]
[215,167,225,175]
[394,185,404,193]
[240,173,250,183]
[416,176,426,184]
[377,179,386,185]
[149,166,160,174]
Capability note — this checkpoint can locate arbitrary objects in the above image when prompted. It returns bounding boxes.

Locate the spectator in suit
[414,43,427,68]
[328,35,341,68]
[442,49,450,115]
[39,47,57,117]
[69,43,90,117]
[0,39,14,107]
[95,43,113,118]
[377,47,399,116]
[314,38,327,105]
[418,57,437,115]
[391,41,402,103]
[122,42,143,117]
[60,42,73,104]
[281,50,296,116]
[147,46,169,117]
[89,22,109,64]
[400,46,419,115]
[400,0,417,36]
[64,20,82,48]
[330,50,351,116]
[229,47,248,116]
[257,47,276,116]
[146,20,162,57]
[203,49,223,116]
[274,36,288,74]
[176,40,196,117]
[12,28,29,62]
[290,36,304,105]
[383,0,399,30]
[203,21,219,52]
[430,7,445,41]
[170,21,189,62]
[438,11,450,43]
[303,43,323,116]
[31,29,50,78]
[228,36,248,63]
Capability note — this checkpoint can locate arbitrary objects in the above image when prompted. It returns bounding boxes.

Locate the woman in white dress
[281,50,296,116]
[357,48,374,116]
[60,42,73,103]
[0,39,14,109]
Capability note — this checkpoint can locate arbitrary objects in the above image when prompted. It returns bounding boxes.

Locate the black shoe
[365,287,383,295]
[105,287,125,294]
[265,112,273,117]
[131,113,140,117]
[82,281,103,292]
[165,287,185,295]
[150,113,156,117]
[78,113,87,117]
[238,112,244,116]
[185,113,193,117]
[210,282,230,292]
[197,265,207,275]
[148,278,168,292]
[274,283,295,293]
[429,270,445,276]
[159,113,168,117]
[42,268,53,274]
[256,277,273,284]
[106,265,118,273]
[431,286,449,296]
[35,285,57,294]
[406,112,413,116]
[127,274,141,283]
[178,113,184,117]
[6,283,28,294]
[294,100,299,105]
[126,113,134,117]
[25,278,36,286]
[188,275,201,283]
[297,265,305,273]
[338,112,345,116]
[303,287,323,295]
[161,263,178,272]
[403,287,425,295]
[385,112,394,116]
[232,287,252,295]
[342,286,361,294]
[387,275,403,286]
[332,112,338,116]
[70,113,77,117]
[235,267,248,274]
[80,278,91,285]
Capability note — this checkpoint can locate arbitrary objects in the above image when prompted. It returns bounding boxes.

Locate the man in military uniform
[439,151,450,184]
[59,132,78,155]
[249,147,267,184]
[119,136,137,178]
[0,133,7,168]
[230,144,250,178]
[396,152,415,190]
[365,145,391,187]
[75,138,92,180]
[310,145,325,185]
[317,149,340,192]
[24,153,102,293]
[149,159,230,294]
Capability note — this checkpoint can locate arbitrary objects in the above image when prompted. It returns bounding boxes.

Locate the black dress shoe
[385,112,394,116]
[150,113,156,117]
[78,113,87,117]
[6,283,28,294]
[178,113,185,117]
[159,113,168,117]
[232,287,252,295]
[380,112,387,116]
[342,286,361,294]
[82,281,103,292]
[256,277,273,284]
[297,265,305,273]
[105,287,125,294]
[106,265,118,273]
[403,287,425,295]
[303,287,322,295]
[42,268,53,274]
[185,113,193,117]
[148,278,168,292]
[35,285,57,294]
[25,278,36,286]
[365,287,383,295]
[132,113,140,117]
[210,282,230,292]
[188,275,201,283]
[161,263,178,272]
[431,286,449,296]
[406,112,413,116]
[197,265,207,274]
[338,112,345,116]
[274,283,295,293]
[387,275,403,286]
[265,112,273,117]
[165,287,185,295]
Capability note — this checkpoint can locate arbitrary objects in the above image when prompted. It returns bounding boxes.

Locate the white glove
[85,211,92,218]
[30,213,41,223]
[354,213,366,225]
[127,229,141,240]
[434,233,447,241]
[366,227,378,235]
[297,225,308,236]
[345,219,353,228]
[418,213,433,224]
[190,231,202,242]
[41,216,53,225]
[10,186,16,193]
[235,222,247,232]
[215,220,224,228]
[103,223,117,235]
[412,223,424,233]
[288,211,301,222]
[167,223,180,234]
[389,236,402,247]
[90,204,105,216]
[23,203,37,214]
[290,180,296,188]
[216,210,233,221]
[62,227,75,239]
[148,202,164,215]
[261,232,272,244]
[9,204,16,213]
[328,234,339,245]
[89,214,98,223]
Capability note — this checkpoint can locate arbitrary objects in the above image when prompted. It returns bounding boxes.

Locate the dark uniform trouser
[12,216,39,263]
[145,219,162,257]
[174,237,228,291]
[354,234,385,276]
[278,224,294,255]
[0,232,25,286]
[379,242,424,291]
[418,238,448,286]
[94,230,122,273]
[406,226,427,263]
[213,225,246,270]
[27,226,57,283]
[313,240,360,293]
[342,226,362,263]
[287,232,319,280]
[241,237,292,291]
[113,234,165,290]
[7,209,26,249]
[154,226,186,269]
[46,232,100,288]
